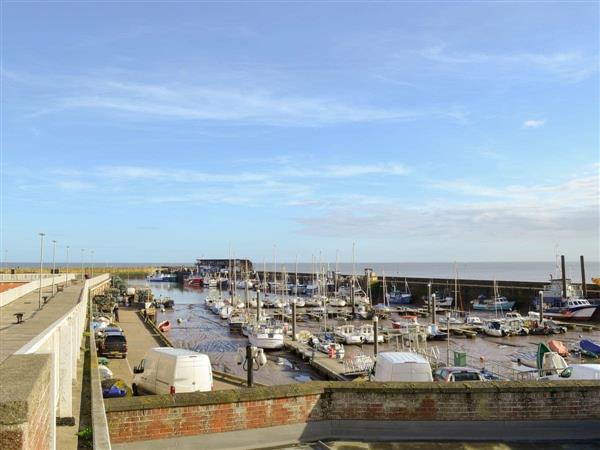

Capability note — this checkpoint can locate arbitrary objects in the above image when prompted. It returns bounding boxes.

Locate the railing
[14,274,110,450]
[0,273,75,282]
[0,273,76,307]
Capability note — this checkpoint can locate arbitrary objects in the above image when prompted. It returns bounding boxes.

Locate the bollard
[246,345,253,387]
[373,316,379,356]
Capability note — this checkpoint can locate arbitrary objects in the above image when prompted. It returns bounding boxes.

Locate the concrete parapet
[0,354,53,450]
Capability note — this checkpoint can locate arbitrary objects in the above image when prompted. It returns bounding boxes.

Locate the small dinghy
[580,339,600,357]
[548,339,569,357]
[158,320,171,332]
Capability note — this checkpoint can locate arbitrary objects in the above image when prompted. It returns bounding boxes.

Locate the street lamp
[81,248,85,280]
[66,245,70,285]
[51,240,57,295]
[38,233,45,309]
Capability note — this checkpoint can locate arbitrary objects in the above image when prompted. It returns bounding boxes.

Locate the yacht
[248,319,285,349]
[358,324,384,344]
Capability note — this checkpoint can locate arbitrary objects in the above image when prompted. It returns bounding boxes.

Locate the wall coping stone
[104,379,600,413]
[0,354,51,425]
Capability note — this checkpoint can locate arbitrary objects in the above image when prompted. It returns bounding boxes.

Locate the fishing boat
[387,279,412,305]
[157,320,171,332]
[334,325,364,345]
[428,294,454,308]
[147,272,177,282]
[580,339,600,357]
[541,297,597,321]
[187,276,204,287]
[248,319,285,349]
[472,295,515,311]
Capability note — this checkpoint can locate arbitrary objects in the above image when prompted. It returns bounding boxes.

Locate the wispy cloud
[15,73,468,127]
[417,44,598,83]
[523,119,546,129]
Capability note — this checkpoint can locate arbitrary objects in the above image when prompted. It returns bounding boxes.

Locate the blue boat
[387,279,412,305]
[580,339,600,357]
[472,295,515,311]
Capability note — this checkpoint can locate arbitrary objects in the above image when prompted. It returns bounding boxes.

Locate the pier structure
[0,273,110,450]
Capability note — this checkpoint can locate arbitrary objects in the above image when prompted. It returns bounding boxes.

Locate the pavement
[0,279,84,363]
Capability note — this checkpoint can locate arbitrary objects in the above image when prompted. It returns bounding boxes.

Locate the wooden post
[246,345,253,387]
[292,300,297,341]
[373,316,379,356]
[581,255,587,298]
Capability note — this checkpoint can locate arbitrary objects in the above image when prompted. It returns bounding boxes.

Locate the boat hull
[543,305,597,321]
[249,334,284,349]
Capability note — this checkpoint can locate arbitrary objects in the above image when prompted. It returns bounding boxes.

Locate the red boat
[158,320,171,333]
[187,276,204,287]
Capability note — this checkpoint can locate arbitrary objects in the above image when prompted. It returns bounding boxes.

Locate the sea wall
[104,380,600,444]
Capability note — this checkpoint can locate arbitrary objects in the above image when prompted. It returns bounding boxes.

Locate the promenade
[0,280,83,363]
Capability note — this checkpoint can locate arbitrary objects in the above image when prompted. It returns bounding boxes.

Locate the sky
[1,1,599,263]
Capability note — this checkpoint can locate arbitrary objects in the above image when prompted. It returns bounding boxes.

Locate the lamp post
[66,245,70,285]
[446,311,451,366]
[38,233,45,309]
[81,248,85,280]
[51,240,57,295]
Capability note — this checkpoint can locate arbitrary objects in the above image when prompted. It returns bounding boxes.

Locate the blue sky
[2,2,598,263]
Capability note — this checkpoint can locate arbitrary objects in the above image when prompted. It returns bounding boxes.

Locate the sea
[10,261,600,283]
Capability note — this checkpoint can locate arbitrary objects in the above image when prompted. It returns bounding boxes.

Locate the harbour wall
[0,354,52,450]
[104,380,600,445]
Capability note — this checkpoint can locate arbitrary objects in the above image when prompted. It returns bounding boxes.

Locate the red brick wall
[107,394,323,443]
[106,382,600,444]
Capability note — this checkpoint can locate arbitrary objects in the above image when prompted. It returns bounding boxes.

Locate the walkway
[0,280,84,363]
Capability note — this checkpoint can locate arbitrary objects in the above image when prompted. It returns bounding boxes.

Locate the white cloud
[523,119,546,129]
[19,74,468,127]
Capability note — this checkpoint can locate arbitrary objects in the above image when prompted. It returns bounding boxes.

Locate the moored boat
[157,320,171,332]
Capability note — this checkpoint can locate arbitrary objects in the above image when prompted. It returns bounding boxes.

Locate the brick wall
[0,354,52,450]
[105,381,600,444]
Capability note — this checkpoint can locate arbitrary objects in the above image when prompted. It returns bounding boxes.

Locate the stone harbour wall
[0,354,52,450]
[104,380,600,444]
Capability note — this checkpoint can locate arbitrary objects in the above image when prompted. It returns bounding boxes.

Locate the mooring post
[292,299,297,341]
[427,282,432,316]
[581,255,587,298]
[373,315,379,356]
[256,290,260,322]
[432,293,437,326]
[539,291,544,323]
[246,345,253,387]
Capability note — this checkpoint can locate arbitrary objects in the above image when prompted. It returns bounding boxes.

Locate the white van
[132,347,213,395]
[373,352,433,382]
[541,364,600,381]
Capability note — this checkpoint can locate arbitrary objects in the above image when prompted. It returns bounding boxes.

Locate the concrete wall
[105,380,600,445]
[0,354,52,450]
[0,274,76,307]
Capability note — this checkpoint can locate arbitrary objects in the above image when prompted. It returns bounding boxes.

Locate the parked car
[132,347,213,396]
[372,352,433,382]
[99,333,127,358]
[433,367,484,382]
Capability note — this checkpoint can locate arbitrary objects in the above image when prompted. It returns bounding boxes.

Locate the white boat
[147,272,177,282]
[293,297,305,308]
[305,296,325,307]
[329,297,347,307]
[313,339,345,358]
[358,324,384,344]
[219,305,233,320]
[464,315,483,326]
[542,297,597,321]
[248,320,284,349]
[355,304,370,320]
[236,280,254,289]
[483,319,510,337]
[334,325,364,345]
